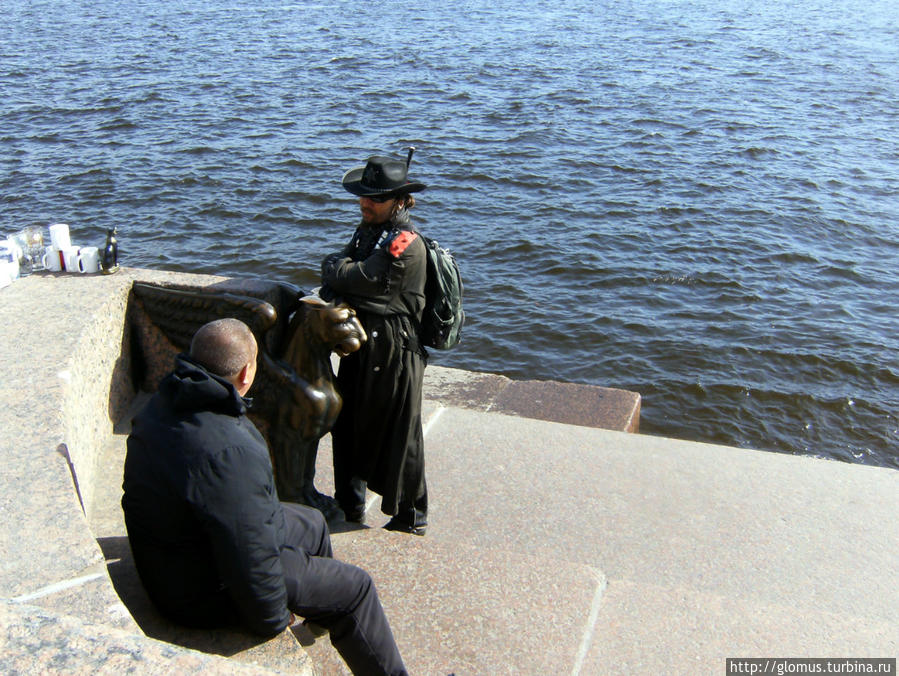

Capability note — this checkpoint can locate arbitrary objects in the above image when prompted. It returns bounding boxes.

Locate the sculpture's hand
[323,304,367,357]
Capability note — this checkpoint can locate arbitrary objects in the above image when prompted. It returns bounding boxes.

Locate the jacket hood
[160,354,248,417]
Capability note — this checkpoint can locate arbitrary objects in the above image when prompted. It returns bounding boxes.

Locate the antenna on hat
[405,146,416,169]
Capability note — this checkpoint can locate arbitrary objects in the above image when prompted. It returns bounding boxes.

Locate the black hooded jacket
[121,355,291,636]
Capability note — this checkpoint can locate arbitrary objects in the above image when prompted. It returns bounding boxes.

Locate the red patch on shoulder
[387,231,418,258]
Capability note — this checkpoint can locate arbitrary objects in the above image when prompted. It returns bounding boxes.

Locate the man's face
[359,195,396,225]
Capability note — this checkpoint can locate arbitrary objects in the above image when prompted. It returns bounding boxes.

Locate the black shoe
[343,506,366,524]
[383,517,427,536]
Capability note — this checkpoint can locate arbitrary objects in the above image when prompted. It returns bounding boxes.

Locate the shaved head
[189,318,257,378]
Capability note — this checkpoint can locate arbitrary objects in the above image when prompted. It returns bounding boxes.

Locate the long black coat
[121,356,292,636]
[320,212,428,515]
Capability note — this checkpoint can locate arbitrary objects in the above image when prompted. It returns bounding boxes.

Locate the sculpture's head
[325,304,367,357]
[299,297,367,357]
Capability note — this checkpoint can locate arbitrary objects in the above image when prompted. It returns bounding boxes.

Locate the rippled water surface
[3,0,897,466]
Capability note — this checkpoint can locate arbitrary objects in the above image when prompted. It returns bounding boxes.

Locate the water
[2,0,897,467]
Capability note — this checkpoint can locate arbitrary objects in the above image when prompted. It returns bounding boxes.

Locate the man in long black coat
[122,318,407,676]
[320,154,430,535]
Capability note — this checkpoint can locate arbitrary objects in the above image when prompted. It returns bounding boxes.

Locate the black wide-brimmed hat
[342,155,427,198]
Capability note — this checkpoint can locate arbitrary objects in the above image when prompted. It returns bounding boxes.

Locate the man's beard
[361,207,392,226]
[360,208,379,224]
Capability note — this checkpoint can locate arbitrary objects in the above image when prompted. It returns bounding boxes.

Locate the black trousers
[279,503,407,676]
[335,473,429,529]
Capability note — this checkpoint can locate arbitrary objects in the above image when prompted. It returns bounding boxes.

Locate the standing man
[320,152,429,535]
[122,318,408,676]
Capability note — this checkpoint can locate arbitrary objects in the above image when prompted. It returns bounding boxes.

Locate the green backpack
[420,235,464,350]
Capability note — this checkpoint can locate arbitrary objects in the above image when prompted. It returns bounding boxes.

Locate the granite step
[301,530,607,676]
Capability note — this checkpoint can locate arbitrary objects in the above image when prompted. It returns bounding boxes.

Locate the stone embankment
[0,269,895,674]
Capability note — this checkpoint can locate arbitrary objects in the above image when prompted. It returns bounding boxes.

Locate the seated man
[122,318,407,676]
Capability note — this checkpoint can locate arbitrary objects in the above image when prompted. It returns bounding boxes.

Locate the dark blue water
[3,0,897,467]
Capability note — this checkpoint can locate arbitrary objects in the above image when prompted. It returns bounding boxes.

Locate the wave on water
[2,0,897,468]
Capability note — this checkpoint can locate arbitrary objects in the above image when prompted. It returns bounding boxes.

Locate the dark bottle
[101,227,119,274]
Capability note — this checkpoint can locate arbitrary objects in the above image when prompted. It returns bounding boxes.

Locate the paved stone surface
[3,269,895,675]
[420,410,899,620]
[585,581,898,675]
[300,532,607,676]
[308,405,898,674]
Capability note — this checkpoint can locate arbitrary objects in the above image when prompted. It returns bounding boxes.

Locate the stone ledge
[0,269,312,674]
[423,365,641,432]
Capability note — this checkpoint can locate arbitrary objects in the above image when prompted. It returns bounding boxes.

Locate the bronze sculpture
[129,279,366,521]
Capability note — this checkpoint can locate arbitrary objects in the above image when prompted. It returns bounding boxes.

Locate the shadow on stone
[289,623,320,648]
[96,535,270,656]
[327,520,371,535]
